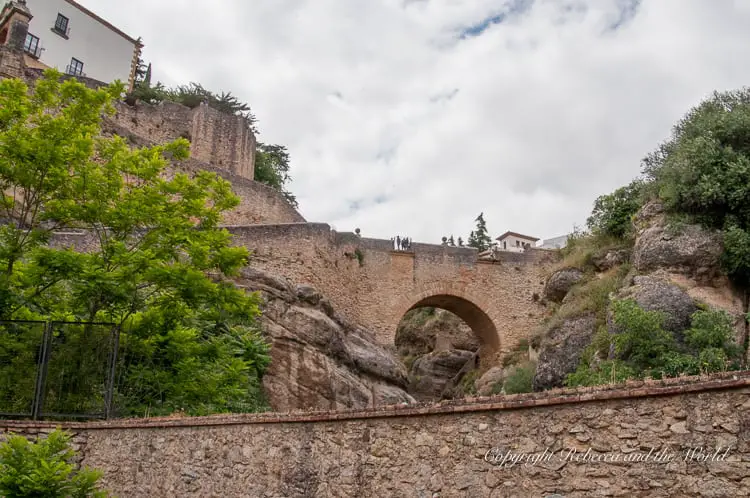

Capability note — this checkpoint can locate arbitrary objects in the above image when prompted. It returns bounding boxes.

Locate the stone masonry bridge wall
[2,373,749,497]
[195,223,556,356]
[50,223,556,357]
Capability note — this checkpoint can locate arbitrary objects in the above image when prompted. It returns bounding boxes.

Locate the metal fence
[0,320,118,420]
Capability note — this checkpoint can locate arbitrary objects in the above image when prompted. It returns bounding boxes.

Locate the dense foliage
[566,303,742,387]
[0,71,270,416]
[586,180,644,239]
[0,429,106,497]
[254,143,298,209]
[643,88,750,289]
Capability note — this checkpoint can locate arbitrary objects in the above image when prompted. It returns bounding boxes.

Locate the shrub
[0,429,107,497]
[610,299,676,371]
[503,361,535,394]
[566,360,636,387]
[586,180,645,239]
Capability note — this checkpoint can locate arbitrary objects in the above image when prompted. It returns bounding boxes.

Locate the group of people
[392,235,412,251]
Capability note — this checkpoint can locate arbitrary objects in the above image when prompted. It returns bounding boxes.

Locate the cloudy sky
[82,0,750,244]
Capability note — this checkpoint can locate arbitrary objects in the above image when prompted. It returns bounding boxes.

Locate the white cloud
[80,0,750,243]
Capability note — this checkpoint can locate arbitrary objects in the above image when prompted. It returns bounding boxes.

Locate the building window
[503,241,507,249]
[516,240,520,247]
[52,13,70,37]
[23,33,41,58]
[66,58,84,76]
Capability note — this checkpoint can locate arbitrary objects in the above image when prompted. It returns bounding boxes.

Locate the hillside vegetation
[532,87,750,390]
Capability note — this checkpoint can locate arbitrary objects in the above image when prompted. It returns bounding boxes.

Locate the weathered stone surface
[4,375,750,497]
[633,220,723,283]
[441,351,481,399]
[544,268,585,303]
[613,275,698,336]
[396,308,478,357]
[408,349,476,401]
[533,314,597,391]
[592,248,631,272]
[476,366,505,396]
[236,268,414,411]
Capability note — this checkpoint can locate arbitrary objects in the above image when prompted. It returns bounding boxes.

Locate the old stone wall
[3,373,749,497]
[104,101,256,182]
[48,223,553,356]
[225,224,556,357]
[0,45,24,79]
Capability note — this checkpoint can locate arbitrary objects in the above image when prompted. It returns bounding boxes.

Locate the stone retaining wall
[3,373,749,497]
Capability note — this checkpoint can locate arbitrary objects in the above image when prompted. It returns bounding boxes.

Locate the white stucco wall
[497,234,537,253]
[24,0,136,85]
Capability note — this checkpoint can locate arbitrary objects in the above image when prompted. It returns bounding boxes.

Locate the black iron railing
[0,320,118,420]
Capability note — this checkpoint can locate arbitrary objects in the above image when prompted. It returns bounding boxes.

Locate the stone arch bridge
[227,223,557,363]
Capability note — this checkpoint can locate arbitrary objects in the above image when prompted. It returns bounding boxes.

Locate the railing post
[104,325,120,419]
[31,321,53,420]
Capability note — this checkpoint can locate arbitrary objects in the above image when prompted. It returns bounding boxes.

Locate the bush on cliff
[0,71,270,416]
[586,180,645,240]
[643,87,750,290]
[0,429,107,497]
[565,302,741,387]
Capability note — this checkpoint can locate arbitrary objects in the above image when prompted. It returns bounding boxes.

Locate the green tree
[254,142,298,208]
[0,71,270,415]
[0,429,107,497]
[467,213,492,251]
[586,180,644,239]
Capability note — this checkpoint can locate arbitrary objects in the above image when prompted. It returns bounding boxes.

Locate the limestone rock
[475,366,505,396]
[612,275,697,337]
[632,200,666,233]
[408,349,476,401]
[441,351,480,399]
[533,314,597,391]
[633,220,723,283]
[236,268,415,412]
[544,268,585,303]
[592,248,631,272]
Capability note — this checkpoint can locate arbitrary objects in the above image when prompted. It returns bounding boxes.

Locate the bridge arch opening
[397,294,499,350]
[394,293,499,401]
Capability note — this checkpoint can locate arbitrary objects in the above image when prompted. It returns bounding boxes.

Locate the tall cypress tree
[467,213,492,251]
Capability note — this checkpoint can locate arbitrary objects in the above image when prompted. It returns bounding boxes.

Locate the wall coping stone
[2,371,748,431]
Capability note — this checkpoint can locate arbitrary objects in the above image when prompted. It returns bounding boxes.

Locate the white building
[538,234,570,250]
[20,0,141,90]
[495,231,539,253]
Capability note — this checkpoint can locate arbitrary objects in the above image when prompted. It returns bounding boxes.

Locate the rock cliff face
[533,314,597,391]
[395,308,481,400]
[234,268,414,412]
[532,201,748,391]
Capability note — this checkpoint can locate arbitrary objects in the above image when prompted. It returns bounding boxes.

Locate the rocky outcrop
[633,216,723,284]
[407,349,475,401]
[441,351,481,399]
[475,366,505,396]
[235,268,415,412]
[543,268,584,303]
[611,275,698,337]
[592,248,630,272]
[532,314,597,391]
